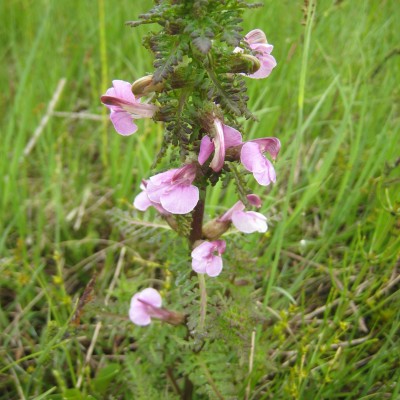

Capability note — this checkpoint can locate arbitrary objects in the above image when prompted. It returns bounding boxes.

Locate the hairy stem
[183,187,207,399]
[182,376,194,400]
[189,187,206,246]
[189,187,208,331]
[198,273,207,332]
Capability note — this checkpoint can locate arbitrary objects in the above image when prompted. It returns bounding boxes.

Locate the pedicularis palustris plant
[101,0,280,384]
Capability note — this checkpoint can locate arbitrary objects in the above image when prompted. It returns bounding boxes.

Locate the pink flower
[191,240,226,277]
[133,180,170,215]
[145,164,199,215]
[129,288,163,326]
[235,29,277,79]
[198,118,243,172]
[240,138,281,186]
[129,288,184,326]
[219,194,268,234]
[101,80,158,135]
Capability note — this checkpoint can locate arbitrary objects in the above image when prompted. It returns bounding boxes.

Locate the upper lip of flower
[100,95,158,118]
[137,298,156,307]
[198,119,243,172]
[170,163,197,185]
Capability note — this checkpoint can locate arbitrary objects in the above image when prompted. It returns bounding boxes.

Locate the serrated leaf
[192,36,212,54]
[221,30,241,46]
[153,46,183,83]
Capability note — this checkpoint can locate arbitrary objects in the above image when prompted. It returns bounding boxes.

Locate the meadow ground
[1,0,399,399]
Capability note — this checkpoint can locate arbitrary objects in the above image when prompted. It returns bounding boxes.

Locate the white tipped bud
[229,54,261,74]
[131,75,164,97]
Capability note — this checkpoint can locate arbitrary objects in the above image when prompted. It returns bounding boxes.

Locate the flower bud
[162,310,186,326]
[131,75,164,97]
[228,54,261,74]
[202,218,231,241]
[163,214,179,232]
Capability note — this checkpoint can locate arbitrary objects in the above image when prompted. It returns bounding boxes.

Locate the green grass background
[1,0,399,398]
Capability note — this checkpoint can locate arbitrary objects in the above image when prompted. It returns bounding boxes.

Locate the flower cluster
[101,26,281,326]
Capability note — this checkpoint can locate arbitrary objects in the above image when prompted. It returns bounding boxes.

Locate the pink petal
[146,182,165,204]
[102,80,135,112]
[138,288,162,308]
[146,169,178,203]
[191,241,215,260]
[129,306,152,326]
[210,119,226,172]
[253,159,276,186]
[149,169,178,186]
[248,54,277,79]
[129,296,151,326]
[110,110,138,136]
[101,80,157,119]
[129,288,163,326]
[245,29,268,45]
[251,138,281,159]
[119,101,157,118]
[192,258,207,274]
[240,142,262,172]
[222,124,243,148]
[241,141,278,185]
[160,184,199,214]
[206,255,223,277]
[219,201,246,222]
[102,95,157,118]
[214,240,226,255]
[231,211,268,233]
[171,163,197,184]
[192,257,207,274]
[198,136,215,165]
[101,95,118,112]
[111,80,136,103]
[133,191,153,211]
[251,42,274,55]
